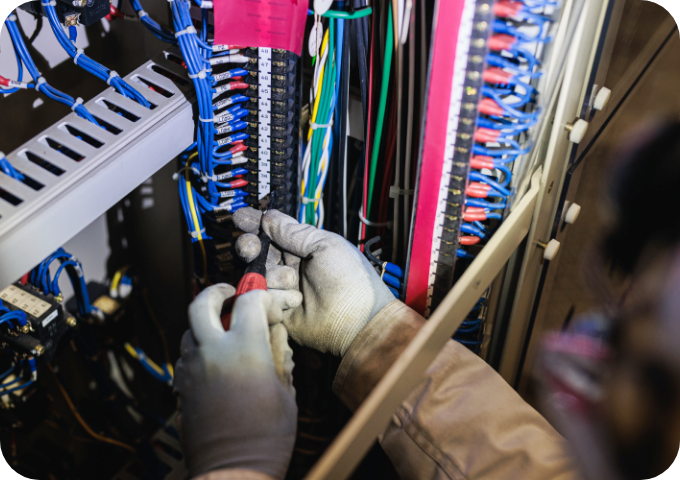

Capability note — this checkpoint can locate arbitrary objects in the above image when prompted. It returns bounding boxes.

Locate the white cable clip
[71,97,83,111]
[41,0,57,6]
[358,210,392,228]
[74,48,84,65]
[36,77,47,86]
[106,71,119,85]
[175,26,197,38]
[138,9,148,17]
[190,229,206,238]
[300,196,318,205]
[389,186,414,198]
[188,69,208,79]
[199,117,214,122]
[310,119,334,130]
[7,14,17,22]
[201,0,213,7]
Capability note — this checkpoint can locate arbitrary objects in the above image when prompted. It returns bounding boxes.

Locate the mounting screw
[33,345,45,356]
[564,203,581,225]
[593,87,612,111]
[64,14,79,26]
[565,119,589,144]
[66,315,77,327]
[537,239,561,261]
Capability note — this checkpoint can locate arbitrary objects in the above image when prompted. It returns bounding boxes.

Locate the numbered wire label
[258,47,272,200]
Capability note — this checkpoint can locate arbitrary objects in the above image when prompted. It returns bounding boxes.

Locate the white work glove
[233,208,394,356]
[174,285,296,479]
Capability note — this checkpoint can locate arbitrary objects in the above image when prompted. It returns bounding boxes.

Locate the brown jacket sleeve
[333,300,581,480]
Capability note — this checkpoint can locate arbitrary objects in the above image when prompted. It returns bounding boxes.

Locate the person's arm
[336,300,580,480]
[232,208,580,480]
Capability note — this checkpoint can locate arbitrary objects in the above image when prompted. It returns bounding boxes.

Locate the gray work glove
[233,208,394,356]
[174,285,296,479]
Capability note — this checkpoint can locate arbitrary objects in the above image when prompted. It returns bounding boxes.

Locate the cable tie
[41,0,57,6]
[358,210,392,228]
[199,117,214,122]
[36,77,47,85]
[106,71,119,85]
[70,97,84,111]
[300,196,319,205]
[175,26,197,38]
[74,48,84,65]
[7,14,17,22]
[138,9,148,17]
[201,0,213,7]
[388,186,414,198]
[310,119,334,130]
[190,229,205,238]
[188,69,207,79]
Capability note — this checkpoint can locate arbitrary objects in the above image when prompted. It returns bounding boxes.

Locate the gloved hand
[233,208,394,356]
[174,284,297,479]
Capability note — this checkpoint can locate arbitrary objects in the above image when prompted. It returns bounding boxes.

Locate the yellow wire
[124,343,168,378]
[301,29,330,197]
[48,364,135,453]
[307,29,330,143]
[110,266,130,296]
[184,152,208,283]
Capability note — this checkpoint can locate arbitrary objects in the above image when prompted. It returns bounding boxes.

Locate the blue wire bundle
[40,2,151,108]
[4,14,101,126]
[29,248,97,317]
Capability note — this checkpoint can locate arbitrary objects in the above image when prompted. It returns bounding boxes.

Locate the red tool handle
[221,272,268,330]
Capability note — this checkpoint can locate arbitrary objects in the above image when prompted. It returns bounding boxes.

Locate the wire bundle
[29,248,99,318]
[127,0,177,44]
[40,1,151,109]
[168,0,251,283]
[459,0,554,253]
[4,14,101,125]
[299,11,346,228]
[0,357,36,397]
[450,0,556,353]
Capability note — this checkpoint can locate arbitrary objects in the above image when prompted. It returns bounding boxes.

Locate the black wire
[337,25,351,238]
[364,236,383,265]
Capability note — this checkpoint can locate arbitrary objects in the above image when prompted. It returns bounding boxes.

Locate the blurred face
[541,246,680,480]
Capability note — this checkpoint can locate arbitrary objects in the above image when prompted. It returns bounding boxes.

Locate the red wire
[360,8,378,250]
[378,89,398,227]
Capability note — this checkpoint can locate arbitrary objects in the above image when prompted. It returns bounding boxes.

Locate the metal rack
[0,49,195,286]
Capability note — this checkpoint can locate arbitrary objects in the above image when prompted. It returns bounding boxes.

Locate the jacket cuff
[332,300,425,411]
[193,469,276,480]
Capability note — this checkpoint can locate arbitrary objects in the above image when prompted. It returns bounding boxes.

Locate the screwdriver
[221,191,280,329]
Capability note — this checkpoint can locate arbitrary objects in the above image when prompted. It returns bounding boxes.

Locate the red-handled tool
[221,192,279,329]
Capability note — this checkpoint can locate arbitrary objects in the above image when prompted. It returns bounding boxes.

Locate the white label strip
[258,47,272,200]
[425,0,476,317]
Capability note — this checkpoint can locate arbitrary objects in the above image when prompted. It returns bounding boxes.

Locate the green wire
[366,3,394,218]
[307,19,336,224]
[319,7,372,19]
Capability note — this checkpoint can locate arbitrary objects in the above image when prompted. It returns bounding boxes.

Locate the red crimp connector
[488,34,517,52]
[474,128,501,144]
[479,98,505,116]
[464,208,487,222]
[230,143,248,154]
[466,182,491,198]
[494,1,524,18]
[106,5,126,21]
[231,76,243,81]
[470,156,495,170]
[228,81,249,91]
[0,76,10,87]
[228,179,248,188]
[484,67,514,85]
[460,236,482,246]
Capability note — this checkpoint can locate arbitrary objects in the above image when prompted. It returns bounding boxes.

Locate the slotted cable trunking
[0,48,196,286]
